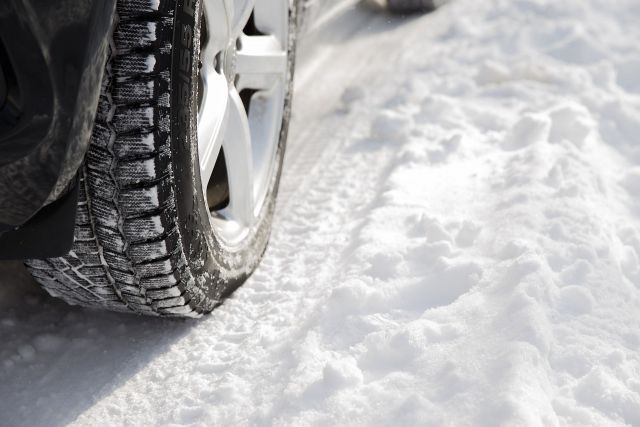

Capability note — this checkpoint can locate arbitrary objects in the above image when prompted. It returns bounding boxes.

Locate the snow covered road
[2,0,640,425]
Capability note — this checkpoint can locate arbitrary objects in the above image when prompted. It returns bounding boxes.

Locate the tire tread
[26,0,200,318]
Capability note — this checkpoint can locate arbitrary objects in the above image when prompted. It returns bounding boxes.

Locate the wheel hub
[222,42,238,85]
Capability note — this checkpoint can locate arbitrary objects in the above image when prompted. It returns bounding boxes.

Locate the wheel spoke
[202,0,232,55]
[222,88,254,224]
[229,0,256,38]
[253,1,288,45]
[198,71,229,195]
[235,35,287,91]
[198,0,289,246]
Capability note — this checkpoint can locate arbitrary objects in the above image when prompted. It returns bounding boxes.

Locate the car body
[0,0,117,258]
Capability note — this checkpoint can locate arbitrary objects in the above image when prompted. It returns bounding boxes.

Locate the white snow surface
[2,0,640,425]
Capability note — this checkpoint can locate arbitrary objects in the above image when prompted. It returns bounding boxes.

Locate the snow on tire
[26,0,298,317]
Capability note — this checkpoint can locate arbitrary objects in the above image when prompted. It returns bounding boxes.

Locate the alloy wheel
[198,0,289,248]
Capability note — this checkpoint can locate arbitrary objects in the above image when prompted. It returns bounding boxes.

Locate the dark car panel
[0,0,116,231]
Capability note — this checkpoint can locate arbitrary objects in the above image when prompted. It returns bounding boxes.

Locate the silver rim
[198,0,289,247]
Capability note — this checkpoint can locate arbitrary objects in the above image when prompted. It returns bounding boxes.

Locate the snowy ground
[2,0,640,425]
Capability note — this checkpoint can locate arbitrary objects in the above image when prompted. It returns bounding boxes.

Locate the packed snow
[2,0,640,425]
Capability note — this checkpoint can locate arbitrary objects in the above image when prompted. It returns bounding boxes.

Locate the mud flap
[0,180,78,260]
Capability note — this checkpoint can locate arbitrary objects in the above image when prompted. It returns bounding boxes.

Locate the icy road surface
[2,0,640,425]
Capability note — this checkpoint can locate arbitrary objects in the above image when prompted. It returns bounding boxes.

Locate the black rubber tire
[25,0,297,317]
[387,0,436,13]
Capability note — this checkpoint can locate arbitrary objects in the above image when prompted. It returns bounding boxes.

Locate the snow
[145,54,157,72]
[2,0,640,425]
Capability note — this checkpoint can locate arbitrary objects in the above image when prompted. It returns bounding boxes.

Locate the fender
[0,0,116,257]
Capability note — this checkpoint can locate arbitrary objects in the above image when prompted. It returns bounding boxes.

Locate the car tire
[387,0,437,13]
[26,0,297,317]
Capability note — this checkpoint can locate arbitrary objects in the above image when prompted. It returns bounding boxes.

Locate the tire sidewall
[170,0,297,305]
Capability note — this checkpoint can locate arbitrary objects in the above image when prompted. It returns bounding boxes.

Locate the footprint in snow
[370,110,412,141]
[399,260,484,311]
[427,134,463,165]
[559,259,593,287]
[455,220,482,247]
[502,113,551,151]
[549,103,594,147]
[407,214,454,243]
[358,319,461,371]
[554,285,594,316]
